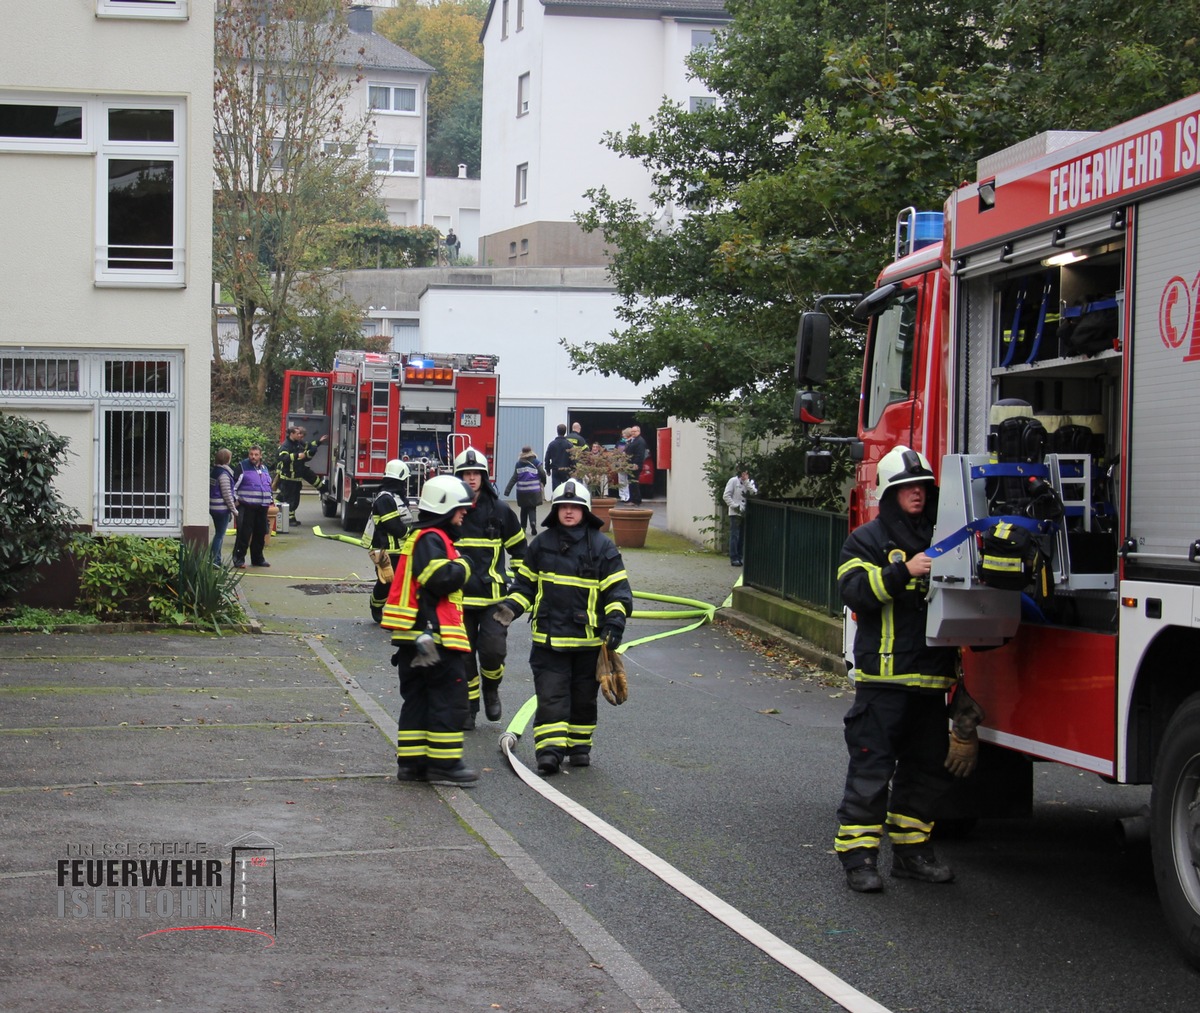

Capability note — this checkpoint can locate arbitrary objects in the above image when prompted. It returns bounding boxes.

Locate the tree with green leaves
[214,0,382,404]
[376,0,486,176]
[572,0,1199,507]
[0,414,80,601]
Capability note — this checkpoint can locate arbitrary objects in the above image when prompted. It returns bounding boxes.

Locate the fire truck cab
[281,350,500,531]
[798,92,1200,966]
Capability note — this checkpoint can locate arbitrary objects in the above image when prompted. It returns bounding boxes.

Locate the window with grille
[0,350,182,530]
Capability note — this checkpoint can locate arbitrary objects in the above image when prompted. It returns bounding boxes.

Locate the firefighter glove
[597,644,629,706]
[601,623,623,649]
[945,729,979,778]
[492,603,516,628]
[949,683,986,739]
[410,633,440,669]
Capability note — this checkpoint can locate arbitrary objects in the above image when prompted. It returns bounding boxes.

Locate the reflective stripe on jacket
[234,464,274,508]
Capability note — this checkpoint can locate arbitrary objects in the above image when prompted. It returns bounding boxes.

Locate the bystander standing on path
[722,465,757,567]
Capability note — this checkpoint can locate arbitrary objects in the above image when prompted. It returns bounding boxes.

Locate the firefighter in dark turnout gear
[835,446,959,892]
[380,475,478,785]
[496,480,632,776]
[276,425,327,526]
[368,459,414,624]
[452,447,526,728]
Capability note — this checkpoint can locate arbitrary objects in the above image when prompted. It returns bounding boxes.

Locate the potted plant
[568,444,631,532]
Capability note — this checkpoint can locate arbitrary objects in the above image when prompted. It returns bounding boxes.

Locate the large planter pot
[590,496,618,532]
[609,506,653,548]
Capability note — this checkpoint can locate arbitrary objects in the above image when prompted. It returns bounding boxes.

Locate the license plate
[460,411,481,427]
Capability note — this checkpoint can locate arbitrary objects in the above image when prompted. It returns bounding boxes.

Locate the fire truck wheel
[1151,691,1200,970]
[339,496,365,533]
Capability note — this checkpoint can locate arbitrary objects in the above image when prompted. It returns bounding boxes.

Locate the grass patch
[0,605,101,632]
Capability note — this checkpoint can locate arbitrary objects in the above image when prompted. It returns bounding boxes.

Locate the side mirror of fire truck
[852,283,898,322]
[795,312,830,386]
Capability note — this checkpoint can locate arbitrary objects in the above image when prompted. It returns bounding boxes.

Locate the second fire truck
[281,349,500,530]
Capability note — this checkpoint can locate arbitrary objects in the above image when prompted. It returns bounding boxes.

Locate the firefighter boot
[482,668,503,722]
[536,753,561,776]
[844,855,884,893]
[891,847,954,884]
[425,761,478,785]
[396,762,427,783]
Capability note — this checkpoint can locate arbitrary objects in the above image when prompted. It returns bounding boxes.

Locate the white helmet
[384,459,409,481]
[876,446,935,497]
[453,446,489,476]
[550,479,591,510]
[417,475,474,516]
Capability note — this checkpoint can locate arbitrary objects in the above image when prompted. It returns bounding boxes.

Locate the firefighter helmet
[384,459,410,481]
[876,446,935,497]
[417,475,473,516]
[453,447,489,476]
[550,479,592,511]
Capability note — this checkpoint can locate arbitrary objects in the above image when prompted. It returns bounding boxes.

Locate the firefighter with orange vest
[380,474,478,785]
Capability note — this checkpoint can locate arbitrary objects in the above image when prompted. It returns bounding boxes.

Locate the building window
[515,162,528,205]
[97,0,188,19]
[0,101,86,150]
[517,73,530,116]
[516,0,525,30]
[520,238,529,256]
[509,242,517,258]
[501,0,509,38]
[691,29,716,49]
[368,85,418,115]
[323,141,357,158]
[0,350,182,531]
[689,96,716,112]
[370,145,417,175]
[97,101,185,287]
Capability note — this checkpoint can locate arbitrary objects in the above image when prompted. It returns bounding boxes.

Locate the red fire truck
[797,92,1200,964]
[280,349,500,530]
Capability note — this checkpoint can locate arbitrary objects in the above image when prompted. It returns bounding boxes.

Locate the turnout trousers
[835,683,953,869]
[462,608,506,718]
[530,645,599,764]
[394,644,469,771]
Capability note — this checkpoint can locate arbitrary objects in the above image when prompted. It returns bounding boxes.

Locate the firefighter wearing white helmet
[367,460,414,624]
[452,447,526,727]
[492,478,632,776]
[833,445,963,893]
[379,473,478,785]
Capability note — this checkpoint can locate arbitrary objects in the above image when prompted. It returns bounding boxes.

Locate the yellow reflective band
[887,812,934,833]
[888,830,931,845]
[982,556,1023,572]
[995,521,1013,538]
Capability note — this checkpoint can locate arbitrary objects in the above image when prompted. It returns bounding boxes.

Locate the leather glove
[492,603,516,628]
[601,623,623,649]
[597,645,629,706]
[949,683,986,739]
[945,729,979,778]
[410,632,439,669]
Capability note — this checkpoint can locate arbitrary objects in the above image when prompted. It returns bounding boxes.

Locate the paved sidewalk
[0,504,832,1011]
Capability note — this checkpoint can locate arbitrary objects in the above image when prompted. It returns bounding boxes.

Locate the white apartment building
[478,0,728,266]
[0,1,214,551]
[342,5,435,226]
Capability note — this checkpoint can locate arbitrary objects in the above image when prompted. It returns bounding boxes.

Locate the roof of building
[481,0,728,39]
[336,31,434,75]
[542,0,727,13]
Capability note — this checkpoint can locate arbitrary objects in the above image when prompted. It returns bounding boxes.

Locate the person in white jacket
[722,466,756,566]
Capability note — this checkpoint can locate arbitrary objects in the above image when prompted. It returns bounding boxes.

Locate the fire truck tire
[339,496,366,533]
[1150,691,1200,970]
[321,495,337,518]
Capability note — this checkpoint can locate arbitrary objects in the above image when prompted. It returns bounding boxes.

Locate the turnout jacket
[837,516,956,692]
[276,437,320,481]
[381,525,471,651]
[504,518,632,650]
[369,479,413,555]
[456,484,526,609]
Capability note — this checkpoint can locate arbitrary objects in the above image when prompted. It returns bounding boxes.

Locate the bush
[70,534,247,631]
[210,422,278,472]
[0,413,81,601]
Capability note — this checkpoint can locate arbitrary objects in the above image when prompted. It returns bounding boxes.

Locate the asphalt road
[243,505,1198,1011]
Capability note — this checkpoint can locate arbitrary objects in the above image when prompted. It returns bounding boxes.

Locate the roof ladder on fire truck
[367,388,390,468]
